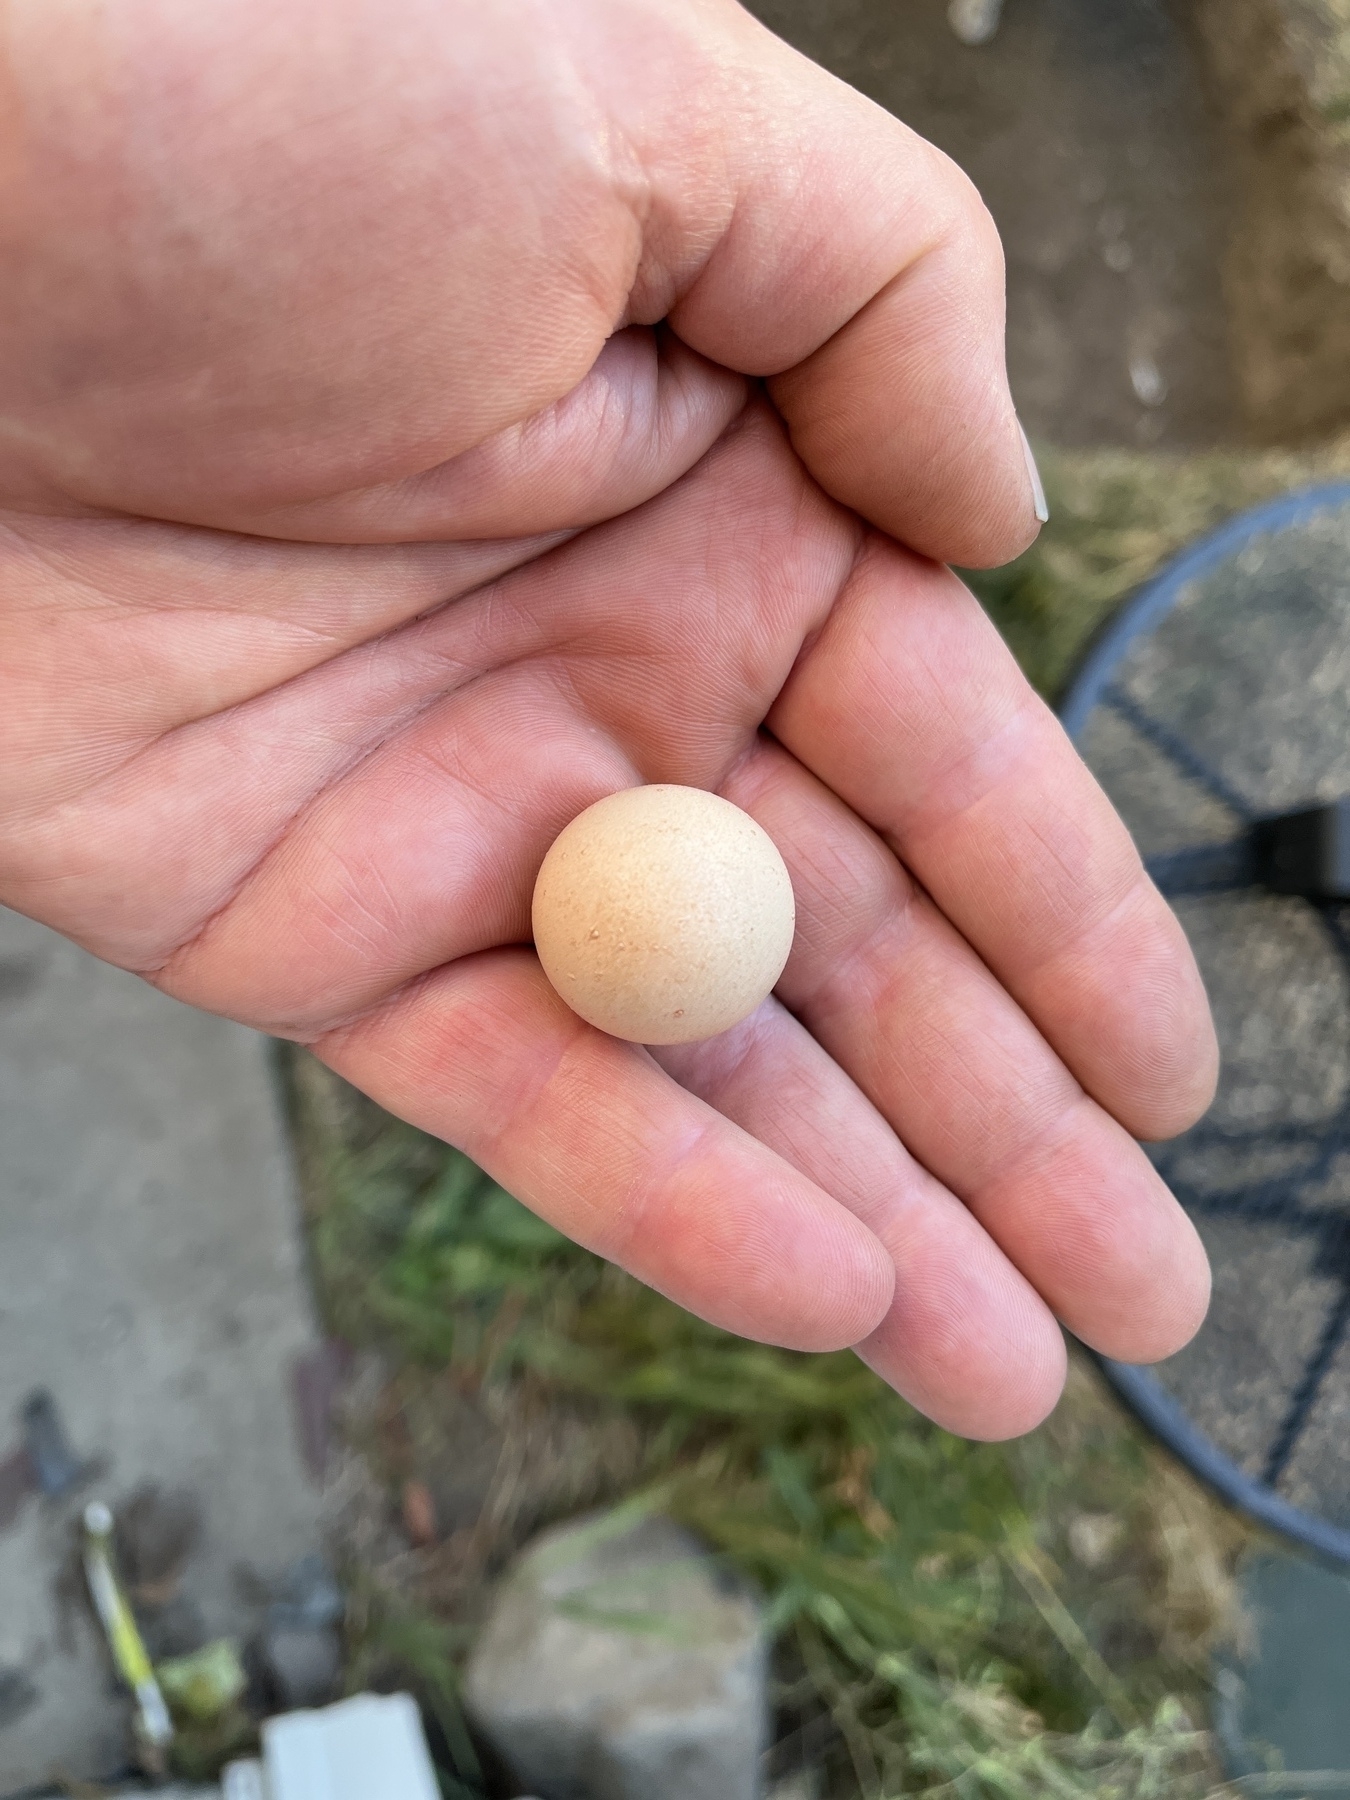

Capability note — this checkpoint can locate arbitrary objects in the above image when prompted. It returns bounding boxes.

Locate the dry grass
[966,436,1350,699]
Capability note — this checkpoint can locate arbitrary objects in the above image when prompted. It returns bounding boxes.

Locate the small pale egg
[531,784,796,1045]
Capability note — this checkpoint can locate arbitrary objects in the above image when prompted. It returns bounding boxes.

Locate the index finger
[768,537,1219,1142]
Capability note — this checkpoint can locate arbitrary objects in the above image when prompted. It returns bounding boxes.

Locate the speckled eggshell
[531,785,796,1045]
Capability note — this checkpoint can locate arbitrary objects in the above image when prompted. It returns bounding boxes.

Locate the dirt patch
[748,0,1238,447]
[752,0,1350,447]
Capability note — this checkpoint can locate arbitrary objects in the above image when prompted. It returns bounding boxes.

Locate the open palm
[0,0,1215,1438]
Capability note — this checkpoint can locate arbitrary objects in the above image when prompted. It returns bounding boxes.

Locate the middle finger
[722,738,1210,1366]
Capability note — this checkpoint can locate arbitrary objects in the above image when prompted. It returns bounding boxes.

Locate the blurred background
[6,0,1350,1794]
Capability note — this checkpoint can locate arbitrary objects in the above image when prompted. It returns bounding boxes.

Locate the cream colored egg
[531,785,796,1045]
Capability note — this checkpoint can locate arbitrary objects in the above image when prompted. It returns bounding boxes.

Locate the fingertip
[856,1236,1070,1441]
[1025,877,1221,1148]
[768,318,1039,571]
[1124,1024,1220,1144]
[956,1332,1068,1442]
[640,1140,899,1356]
[794,1215,898,1352]
[1099,949,1221,1145]
[1071,1197,1212,1368]
[1126,955,1221,1142]
[941,419,1049,569]
[859,1304,1068,1442]
[918,417,1049,570]
[726,111,1036,568]
[1120,1214,1212,1366]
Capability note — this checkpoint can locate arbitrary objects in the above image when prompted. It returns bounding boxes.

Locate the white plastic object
[947,0,1004,45]
[261,1692,441,1800]
[222,1764,268,1800]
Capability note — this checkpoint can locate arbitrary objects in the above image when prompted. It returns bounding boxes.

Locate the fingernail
[1018,419,1049,525]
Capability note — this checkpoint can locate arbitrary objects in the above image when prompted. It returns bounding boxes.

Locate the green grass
[286,437,1350,1797]
[288,1061,1250,1800]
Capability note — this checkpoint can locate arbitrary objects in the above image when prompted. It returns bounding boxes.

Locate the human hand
[0,0,1216,1436]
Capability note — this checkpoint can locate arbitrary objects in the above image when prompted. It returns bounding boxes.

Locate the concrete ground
[0,907,323,1790]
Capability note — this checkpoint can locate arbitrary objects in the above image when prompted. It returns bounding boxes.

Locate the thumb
[644,2,1042,566]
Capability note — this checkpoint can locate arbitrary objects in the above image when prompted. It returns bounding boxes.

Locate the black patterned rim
[1060,482,1350,1567]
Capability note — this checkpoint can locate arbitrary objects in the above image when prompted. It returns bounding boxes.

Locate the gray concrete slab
[0,907,323,1790]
